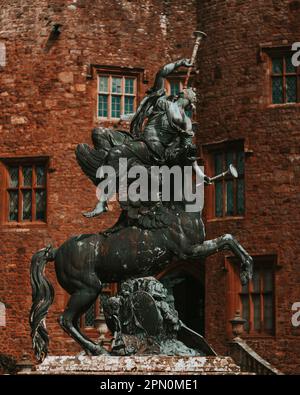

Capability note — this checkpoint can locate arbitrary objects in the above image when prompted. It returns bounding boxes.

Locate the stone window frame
[226,255,277,338]
[0,302,5,327]
[97,74,137,120]
[90,65,144,122]
[202,140,245,221]
[260,45,300,107]
[0,41,6,68]
[0,157,49,225]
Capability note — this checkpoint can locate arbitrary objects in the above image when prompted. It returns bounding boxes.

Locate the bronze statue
[30,38,253,362]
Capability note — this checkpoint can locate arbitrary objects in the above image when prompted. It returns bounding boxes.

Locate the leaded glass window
[239,262,275,335]
[98,95,108,117]
[6,162,47,223]
[271,54,300,104]
[23,167,32,187]
[213,147,245,218]
[9,191,18,221]
[124,96,134,114]
[36,190,46,221]
[125,78,134,94]
[98,75,136,119]
[111,95,121,118]
[85,304,96,327]
[111,77,122,94]
[9,167,19,188]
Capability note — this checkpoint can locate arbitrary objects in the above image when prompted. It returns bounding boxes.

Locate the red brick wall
[0,0,197,359]
[1,0,299,375]
[196,0,300,374]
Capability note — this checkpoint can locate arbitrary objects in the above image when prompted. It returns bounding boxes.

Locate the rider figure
[131,58,197,165]
[83,59,210,218]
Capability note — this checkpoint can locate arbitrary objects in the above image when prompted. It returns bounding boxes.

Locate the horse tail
[29,244,57,362]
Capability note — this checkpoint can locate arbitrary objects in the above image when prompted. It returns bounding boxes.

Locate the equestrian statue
[29,33,253,362]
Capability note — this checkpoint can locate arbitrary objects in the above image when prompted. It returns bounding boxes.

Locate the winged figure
[75,58,204,218]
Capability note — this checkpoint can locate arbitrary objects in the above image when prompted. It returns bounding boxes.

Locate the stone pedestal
[21,355,243,375]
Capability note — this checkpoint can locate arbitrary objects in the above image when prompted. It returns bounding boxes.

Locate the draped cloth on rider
[75,59,196,217]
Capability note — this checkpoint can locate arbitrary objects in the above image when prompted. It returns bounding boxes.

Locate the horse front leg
[190,234,253,285]
[59,289,109,356]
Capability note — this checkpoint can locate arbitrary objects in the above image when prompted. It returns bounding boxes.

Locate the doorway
[160,262,205,335]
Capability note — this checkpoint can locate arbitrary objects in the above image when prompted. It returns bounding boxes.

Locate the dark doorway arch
[158,261,205,336]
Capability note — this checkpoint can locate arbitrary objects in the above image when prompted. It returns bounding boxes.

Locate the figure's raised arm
[152,58,193,92]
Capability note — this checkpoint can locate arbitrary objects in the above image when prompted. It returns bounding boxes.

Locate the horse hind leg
[191,234,253,285]
[59,288,109,355]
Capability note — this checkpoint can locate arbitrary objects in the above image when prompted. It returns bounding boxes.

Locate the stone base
[22,355,244,375]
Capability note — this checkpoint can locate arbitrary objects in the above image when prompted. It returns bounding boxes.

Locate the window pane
[252,269,260,293]
[22,190,32,221]
[112,77,122,93]
[22,166,32,187]
[236,151,244,175]
[272,58,283,74]
[9,167,19,187]
[125,78,134,94]
[226,180,234,216]
[286,76,297,103]
[85,304,95,327]
[98,95,108,117]
[272,77,283,104]
[264,294,274,331]
[240,294,250,332]
[124,96,134,114]
[8,191,18,221]
[36,190,46,221]
[99,76,108,92]
[263,270,273,293]
[252,294,261,331]
[36,165,46,186]
[214,153,223,174]
[111,95,121,118]
[237,179,245,215]
[215,181,223,217]
[285,55,296,73]
[170,80,181,96]
[226,151,234,168]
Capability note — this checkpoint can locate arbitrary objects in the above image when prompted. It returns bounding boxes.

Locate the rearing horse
[30,59,253,362]
[30,198,253,362]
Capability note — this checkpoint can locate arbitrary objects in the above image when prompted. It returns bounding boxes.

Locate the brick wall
[196,0,300,374]
[0,0,197,359]
[1,0,299,375]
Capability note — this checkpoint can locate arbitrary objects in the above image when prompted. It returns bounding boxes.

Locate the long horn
[210,164,239,183]
[183,30,207,89]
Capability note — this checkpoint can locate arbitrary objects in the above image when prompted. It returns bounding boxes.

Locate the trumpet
[209,164,238,183]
